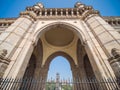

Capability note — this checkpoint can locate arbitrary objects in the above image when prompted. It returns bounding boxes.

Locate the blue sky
[0,0,120,18]
[0,0,120,80]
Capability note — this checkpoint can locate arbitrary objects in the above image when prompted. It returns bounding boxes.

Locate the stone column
[39,10,42,16]
[0,11,36,78]
[66,9,68,16]
[50,9,52,16]
[71,9,74,16]
[45,9,47,16]
[61,9,63,16]
[55,9,58,16]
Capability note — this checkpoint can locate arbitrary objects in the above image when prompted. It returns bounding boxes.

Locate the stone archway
[21,22,98,81]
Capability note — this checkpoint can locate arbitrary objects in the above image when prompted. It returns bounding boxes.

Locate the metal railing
[0,78,120,90]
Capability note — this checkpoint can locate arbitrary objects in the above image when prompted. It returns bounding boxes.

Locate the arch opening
[47,56,73,80]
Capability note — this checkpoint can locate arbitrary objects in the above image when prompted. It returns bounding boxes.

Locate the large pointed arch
[33,22,87,47]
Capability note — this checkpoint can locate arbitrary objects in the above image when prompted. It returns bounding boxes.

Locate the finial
[74,1,85,8]
[34,2,44,9]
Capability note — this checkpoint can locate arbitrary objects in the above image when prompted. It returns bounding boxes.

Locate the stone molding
[103,16,120,25]
[20,11,36,21]
[0,18,16,28]
[0,16,120,28]
[81,10,99,20]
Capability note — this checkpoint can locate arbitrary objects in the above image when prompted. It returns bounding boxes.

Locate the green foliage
[46,82,56,90]
[61,85,72,90]
[46,82,73,90]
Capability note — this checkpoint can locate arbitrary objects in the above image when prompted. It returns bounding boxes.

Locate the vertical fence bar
[0,78,3,90]
[84,78,89,90]
[3,78,10,90]
[102,78,108,90]
[38,78,42,90]
[77,78,80,90]
[88,78,92,90]
[6,78,14,90]
[98,79,105,90]
[92,78,98,90]
[35,78,39,90]
[112,77,120,89]
[79,78,83,90]
[1,78,6,89]
[82,78,85,90]
[76,78,78,90]
[104,78,112,90]
[10,78,18,90]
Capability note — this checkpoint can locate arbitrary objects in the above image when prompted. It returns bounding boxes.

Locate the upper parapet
[24,2,98,19]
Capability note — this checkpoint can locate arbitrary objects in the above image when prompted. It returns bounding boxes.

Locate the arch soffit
[43,51,77,70]
[33,21,87,46]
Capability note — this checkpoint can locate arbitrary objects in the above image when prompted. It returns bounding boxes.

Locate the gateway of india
[0,2,120,90]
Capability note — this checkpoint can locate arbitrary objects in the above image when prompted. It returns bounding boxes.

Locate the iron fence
[0,78,120,90]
